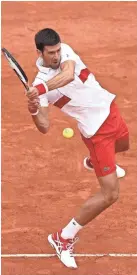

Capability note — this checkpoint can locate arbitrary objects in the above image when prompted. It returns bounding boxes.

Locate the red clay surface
[1,2,137,275]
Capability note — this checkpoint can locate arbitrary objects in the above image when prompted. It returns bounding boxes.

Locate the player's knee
[104,189,119,206]
[100,174,119,206]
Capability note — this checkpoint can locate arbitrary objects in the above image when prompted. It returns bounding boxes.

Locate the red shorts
[81,101,129,177]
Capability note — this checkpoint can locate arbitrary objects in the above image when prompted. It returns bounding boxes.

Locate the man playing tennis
[27,28,129,269]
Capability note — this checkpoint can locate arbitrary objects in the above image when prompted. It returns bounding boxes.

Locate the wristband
[35,82,48,95]
[30,109,39,116]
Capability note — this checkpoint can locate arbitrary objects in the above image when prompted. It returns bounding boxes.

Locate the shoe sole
[48,234,77,269]
[83,158,93,171]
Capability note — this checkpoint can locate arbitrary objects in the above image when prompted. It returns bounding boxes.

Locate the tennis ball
[63,128,74,138]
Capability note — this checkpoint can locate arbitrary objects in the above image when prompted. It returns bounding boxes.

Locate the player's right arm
[27,87,49,134]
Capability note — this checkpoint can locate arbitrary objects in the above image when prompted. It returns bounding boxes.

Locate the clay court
[1,1,137,275]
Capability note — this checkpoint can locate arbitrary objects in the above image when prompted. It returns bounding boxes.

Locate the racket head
[1,47,29,91]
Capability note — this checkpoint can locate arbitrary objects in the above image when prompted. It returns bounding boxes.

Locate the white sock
[61,218,83,239]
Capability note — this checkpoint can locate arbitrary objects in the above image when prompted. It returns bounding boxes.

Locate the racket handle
[25,82,30,93]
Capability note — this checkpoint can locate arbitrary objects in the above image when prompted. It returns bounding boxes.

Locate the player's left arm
[33,60,75,95]
[47,60,75,91]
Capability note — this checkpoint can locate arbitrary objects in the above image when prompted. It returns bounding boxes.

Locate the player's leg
[48,102,129,268]
[61,135,117,229]
[48,135,117,268]
[75,108,129,226]
[48,173,118,269]
[74,171,119,225]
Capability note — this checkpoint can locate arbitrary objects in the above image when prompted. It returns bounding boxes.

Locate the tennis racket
[1,47,30,92]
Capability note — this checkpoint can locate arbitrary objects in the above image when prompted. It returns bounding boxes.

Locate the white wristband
[31,109,39,116]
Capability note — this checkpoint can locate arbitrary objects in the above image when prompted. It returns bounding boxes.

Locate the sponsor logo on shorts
[104,166,110,171]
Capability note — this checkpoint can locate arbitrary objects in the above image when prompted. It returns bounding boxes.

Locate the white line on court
[1,253,137,258]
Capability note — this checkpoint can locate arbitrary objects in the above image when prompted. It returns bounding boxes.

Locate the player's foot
[83,157,126,178]
[48,231,78,269]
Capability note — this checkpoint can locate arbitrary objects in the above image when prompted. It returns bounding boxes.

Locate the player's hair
[35,28,61,52]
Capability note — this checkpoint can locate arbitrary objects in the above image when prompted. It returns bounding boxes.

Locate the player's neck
[43,59,50,68]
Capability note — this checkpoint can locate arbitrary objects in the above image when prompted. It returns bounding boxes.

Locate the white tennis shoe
[48,231,78,269]
[83,157,125,178]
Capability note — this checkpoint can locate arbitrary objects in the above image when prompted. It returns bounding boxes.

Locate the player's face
[41,43,61,69]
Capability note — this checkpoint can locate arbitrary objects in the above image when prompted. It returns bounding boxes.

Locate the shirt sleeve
[61,43,78,63]
[32,76,49,107]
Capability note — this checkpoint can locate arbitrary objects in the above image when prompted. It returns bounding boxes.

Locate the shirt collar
[36,57,51,74]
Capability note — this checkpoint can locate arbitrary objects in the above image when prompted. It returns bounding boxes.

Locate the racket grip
[25,82,30,93]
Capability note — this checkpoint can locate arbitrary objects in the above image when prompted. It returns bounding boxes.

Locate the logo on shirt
[103,166,110,171]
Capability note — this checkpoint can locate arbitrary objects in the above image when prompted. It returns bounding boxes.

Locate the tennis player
[27,28,129,269]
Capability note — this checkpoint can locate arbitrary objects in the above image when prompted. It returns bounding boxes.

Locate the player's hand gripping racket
[1,48,30,92]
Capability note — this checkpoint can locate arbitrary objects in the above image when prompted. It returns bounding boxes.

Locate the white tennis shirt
[33,43,116,138]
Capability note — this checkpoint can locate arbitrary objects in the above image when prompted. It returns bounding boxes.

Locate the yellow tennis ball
[63,128,74,138]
